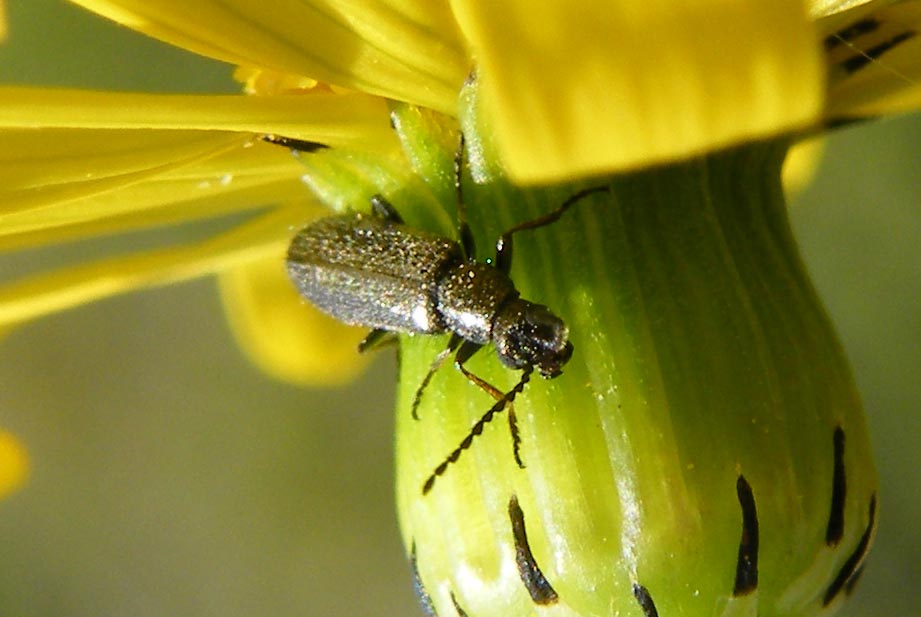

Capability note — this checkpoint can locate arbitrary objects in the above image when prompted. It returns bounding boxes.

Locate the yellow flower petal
[0,86,396,148]
[820,1,921,118]
[0,430,28,498]
[0,129,247,222]
[783,136,826,196]
[0,206,300,328]
[0,87,400,253]
[218,252,370,386]
[69,0,468,113]
[451,0,825,183]
[0,129,304,248]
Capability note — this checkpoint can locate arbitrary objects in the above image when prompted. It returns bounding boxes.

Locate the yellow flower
[1,1,920,616]
[0,430,28,498]
[0,0,916,378]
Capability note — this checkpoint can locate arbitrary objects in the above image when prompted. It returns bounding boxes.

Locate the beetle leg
[369,194,404,224]
[453,339,483,367]
[358,328,398,353]
[411,334,463,420]
[455,354,525,469]
[422,365,533,495]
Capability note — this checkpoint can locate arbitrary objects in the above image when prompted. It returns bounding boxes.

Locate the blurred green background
[0,1,918,616]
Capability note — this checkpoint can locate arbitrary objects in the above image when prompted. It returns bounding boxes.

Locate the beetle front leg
[455,341,525,468]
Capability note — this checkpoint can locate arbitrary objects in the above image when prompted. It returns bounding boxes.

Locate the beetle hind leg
[358,328,398,353]
[369,194,404,223]
[411,334,463,420]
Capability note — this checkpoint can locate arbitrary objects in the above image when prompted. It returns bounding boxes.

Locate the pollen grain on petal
[234,66,321,96]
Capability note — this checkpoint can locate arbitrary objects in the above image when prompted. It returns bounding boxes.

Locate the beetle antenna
[422,366,534,494]
[453,133,477,259]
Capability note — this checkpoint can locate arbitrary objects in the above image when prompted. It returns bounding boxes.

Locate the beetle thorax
[435,261,518,344]
[492,299,573,377]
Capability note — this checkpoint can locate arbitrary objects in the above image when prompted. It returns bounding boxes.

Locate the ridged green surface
[294,98,878,616]
[393,115,877,616]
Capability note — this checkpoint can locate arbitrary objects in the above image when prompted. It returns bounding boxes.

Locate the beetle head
[493,300,573,378]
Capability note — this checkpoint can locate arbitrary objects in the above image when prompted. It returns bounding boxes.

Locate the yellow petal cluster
[452,0,824,182]
[0,0,916,386]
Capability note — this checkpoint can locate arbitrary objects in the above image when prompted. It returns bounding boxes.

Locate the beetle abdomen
[287,214,462,333]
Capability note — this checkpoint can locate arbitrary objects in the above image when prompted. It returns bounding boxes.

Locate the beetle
[285,137,607,494]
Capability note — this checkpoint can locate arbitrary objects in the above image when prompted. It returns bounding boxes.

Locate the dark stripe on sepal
[826,426,847,546]
[840,31,918,74]
[632,583,660,617]
[823,495,878,606]
[508,495,559,604]
[410,542,438,617]
[844,564,866,596]
[733,475,759,596]
[450,592,469,617]
[824,116,879,131]
[824,18,880,51]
